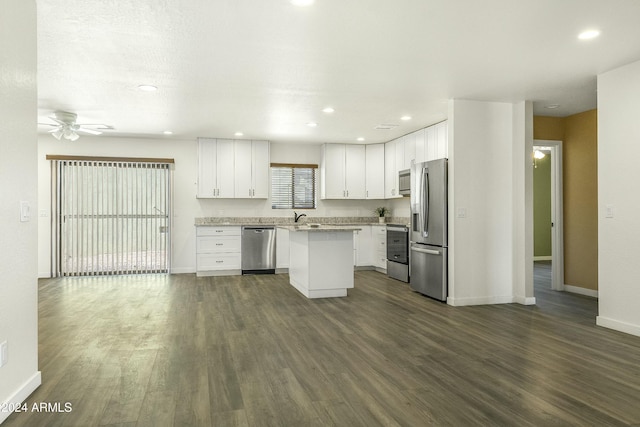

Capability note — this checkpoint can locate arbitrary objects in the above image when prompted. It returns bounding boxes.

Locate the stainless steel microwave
[399,169,411,195]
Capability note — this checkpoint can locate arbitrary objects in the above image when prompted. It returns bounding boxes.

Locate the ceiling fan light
[68,132,80,141]
[51,129,63,140]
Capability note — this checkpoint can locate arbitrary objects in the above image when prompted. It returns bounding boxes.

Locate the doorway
[533,140,564,292]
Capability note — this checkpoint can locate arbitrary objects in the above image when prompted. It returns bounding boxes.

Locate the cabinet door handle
[252,189,255,196]
[249,188,252,197]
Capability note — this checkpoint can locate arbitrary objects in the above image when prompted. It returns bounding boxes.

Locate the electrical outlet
[0,341,7,367]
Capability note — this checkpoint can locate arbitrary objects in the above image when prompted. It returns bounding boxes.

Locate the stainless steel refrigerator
[410,159,448,301]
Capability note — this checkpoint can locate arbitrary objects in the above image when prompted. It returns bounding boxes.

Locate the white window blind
[271,164,317,209]
[50,158,172,276]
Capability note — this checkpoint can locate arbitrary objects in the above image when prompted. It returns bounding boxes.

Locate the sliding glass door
[51,159,172,276]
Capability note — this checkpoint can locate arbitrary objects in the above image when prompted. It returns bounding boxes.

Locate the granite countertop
[277,224,362,232]
[194,216,410,227]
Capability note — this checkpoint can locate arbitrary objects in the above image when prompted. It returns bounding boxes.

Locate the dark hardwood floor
[4,266,640,426]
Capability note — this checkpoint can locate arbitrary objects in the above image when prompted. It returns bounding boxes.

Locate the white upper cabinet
[403,132,416,170]
[198,138,269,199]
[365,144,385,199]
[414,128,427,163]
[345,145,366,199]
[197,138,235,198]
[426,125,438,161]
[395,136,405,173]
[234,140,269,198]
[321,144,346,199]
[435,121,448,159]
[423,120,448,162]
[321,144,366,199]
[384,139,399,198]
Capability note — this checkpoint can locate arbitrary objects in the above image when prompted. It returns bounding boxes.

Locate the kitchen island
[278,225,362,298]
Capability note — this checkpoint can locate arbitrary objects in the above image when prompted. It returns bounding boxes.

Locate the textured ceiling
[37,0,640,143]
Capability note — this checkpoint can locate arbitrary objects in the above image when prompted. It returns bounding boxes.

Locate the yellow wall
[533,110,598,291]
[533,153,552,257]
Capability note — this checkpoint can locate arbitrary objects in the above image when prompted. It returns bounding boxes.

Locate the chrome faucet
[294,212,307,223]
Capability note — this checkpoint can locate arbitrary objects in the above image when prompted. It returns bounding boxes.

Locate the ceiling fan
[40,111,111,141]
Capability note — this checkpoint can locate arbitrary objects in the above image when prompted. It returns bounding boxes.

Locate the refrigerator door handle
[423,168,429,237]
[411,246,440,256]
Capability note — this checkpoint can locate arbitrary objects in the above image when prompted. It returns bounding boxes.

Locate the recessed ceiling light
[291,0,314,6]
[322,107,335,113]
[401,116,412,121]
[234,132,244,137]
[545,104,560,109]
[578,29,600,40]
[163,130,173,135]
[357,137,365,142]
[137,84,158,92]
[306,122,318,127]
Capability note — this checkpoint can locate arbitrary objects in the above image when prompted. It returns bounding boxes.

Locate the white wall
[37,139,387,276]
[0,1,41,423]
[597,59,640,337]
[447,99,533,306]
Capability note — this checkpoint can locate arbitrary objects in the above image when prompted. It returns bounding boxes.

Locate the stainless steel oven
[386,224,409,282]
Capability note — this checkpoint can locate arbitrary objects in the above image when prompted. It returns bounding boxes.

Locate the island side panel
[308,231,354,293]
[289,230,311,297]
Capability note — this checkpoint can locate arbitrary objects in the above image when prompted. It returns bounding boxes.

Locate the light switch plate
[457,208,467,218]
[605,205,614,218]
[20,201,30,222]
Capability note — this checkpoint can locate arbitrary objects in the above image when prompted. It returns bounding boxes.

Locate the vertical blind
[50,158,172,277]
[271,164,317,209]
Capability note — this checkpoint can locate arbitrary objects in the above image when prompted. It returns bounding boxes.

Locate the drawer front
[197,236,241,253]
[196,226,241,237]
[197,253,241,270]
[375,251,387,269]
[372,226,387,236]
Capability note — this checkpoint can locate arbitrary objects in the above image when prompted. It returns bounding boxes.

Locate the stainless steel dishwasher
[241,226,276,274]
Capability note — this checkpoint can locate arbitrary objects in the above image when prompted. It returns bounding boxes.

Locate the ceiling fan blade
[49,117,67,126]
[77,127,103,135]
[38,122,57,127]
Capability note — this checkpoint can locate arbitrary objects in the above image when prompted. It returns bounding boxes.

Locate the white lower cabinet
[276,227,290,269]
[371,225,387,270]
[354,226,372,267]
[196,226,242,276]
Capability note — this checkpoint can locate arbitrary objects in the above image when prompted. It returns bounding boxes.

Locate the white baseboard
[0,371,42,424]
[563,285,598,298]
[196,269,241,277]
[596,316,640,338]
[514,296,536,305]
[447,295,516,306]
[37,272,51,279]
[170,267,196,274]
[533,256,552,261]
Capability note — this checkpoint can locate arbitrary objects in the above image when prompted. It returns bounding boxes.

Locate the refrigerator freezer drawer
[410,244,447,301]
